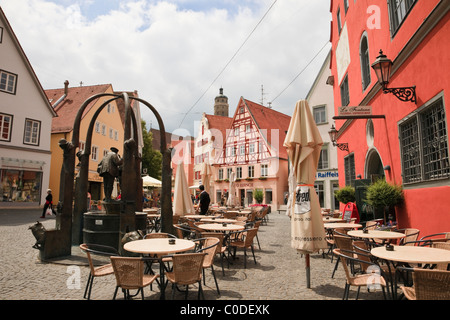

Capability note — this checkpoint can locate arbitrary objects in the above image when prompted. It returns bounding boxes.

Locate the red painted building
[329,0,450,236]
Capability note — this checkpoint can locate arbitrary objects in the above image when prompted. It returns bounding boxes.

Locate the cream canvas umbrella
[200,162,213,195]
[226,171,236,207]
[142,175,162,188]
[173,162,194,216]
[284,99,328,288]
[286,162,296,216]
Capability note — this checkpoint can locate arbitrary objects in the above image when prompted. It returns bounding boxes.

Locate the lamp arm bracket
[383,86,416,103]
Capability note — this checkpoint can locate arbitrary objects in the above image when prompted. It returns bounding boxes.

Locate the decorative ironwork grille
[400,97,449,184]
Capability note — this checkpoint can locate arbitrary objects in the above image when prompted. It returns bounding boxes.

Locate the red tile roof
[45,84,112,133]
[205,114,233,145]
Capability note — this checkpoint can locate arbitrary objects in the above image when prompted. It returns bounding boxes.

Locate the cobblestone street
[0,207,391,304]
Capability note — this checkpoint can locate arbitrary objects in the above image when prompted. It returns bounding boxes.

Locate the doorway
[366,149,384,182]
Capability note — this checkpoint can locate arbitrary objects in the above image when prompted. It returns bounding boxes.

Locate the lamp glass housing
[371,50,393,87]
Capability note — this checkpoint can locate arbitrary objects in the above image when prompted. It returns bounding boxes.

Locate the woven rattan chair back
[199,237,220,267]
[412,268,450,300]
[431,242,450,270]
[144,232,175,239]
[170,253,206,286]
[110,257,145,289]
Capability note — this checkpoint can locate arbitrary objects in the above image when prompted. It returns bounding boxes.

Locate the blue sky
[46,0,261,20]
[1,0,331,134]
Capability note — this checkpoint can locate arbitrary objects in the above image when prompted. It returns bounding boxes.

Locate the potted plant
[365,179,403,224]
[334,186,356,204]
[253,189,264,204]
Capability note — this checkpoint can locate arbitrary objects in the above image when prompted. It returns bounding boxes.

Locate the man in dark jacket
[198,184,210,215]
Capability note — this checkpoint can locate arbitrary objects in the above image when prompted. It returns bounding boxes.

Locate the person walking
[40,189,56,218]
[198,184,210,215]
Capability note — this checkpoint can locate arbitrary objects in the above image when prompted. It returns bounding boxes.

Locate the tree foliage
[141,120,162,180]
[334,186,356,204]
[365,179,403,208]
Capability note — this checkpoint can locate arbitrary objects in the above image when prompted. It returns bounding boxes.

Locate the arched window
[360,33,371,91]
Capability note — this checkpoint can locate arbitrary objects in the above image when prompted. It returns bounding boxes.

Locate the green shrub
[366,179,403,208]
[334,186,356,204]
[253,189,264,204]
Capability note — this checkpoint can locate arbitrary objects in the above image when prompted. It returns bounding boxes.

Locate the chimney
[64,80,69,95]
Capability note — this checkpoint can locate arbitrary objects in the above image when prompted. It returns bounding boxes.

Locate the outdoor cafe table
[200,218,237,224]
[322,217,343,222]
[323,223,362,230]
[123,238,196,299]
[198,223,245,232]
[371,245,450,299]
[347,229,405,245]
[184,214,207,220]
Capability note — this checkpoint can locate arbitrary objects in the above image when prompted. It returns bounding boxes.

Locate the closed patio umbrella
[200,162,213,195]
[226,171,236,207]
[173,162,195,216]
[283,99,328,288]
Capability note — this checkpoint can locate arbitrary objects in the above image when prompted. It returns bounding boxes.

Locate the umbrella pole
[305,254,311,288]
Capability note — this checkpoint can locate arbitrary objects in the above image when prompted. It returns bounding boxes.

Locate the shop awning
[0,157,45,170]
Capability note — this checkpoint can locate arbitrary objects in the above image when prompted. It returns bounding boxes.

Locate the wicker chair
[110,256,159,300]
[333,248,387,300]
[332,234,354,278]
[201,232,229,275]
[144,232,176,239]
[432,242,450,270]
[195,237,221,295]
[397,228,420,246]
[400,268,450,300]
[79,243,119,300]
[227,228,258,268]
[165,252,206,299]
[173,224,201,240]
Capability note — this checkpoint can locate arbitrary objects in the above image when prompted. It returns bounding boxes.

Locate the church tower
[214,87,229,117]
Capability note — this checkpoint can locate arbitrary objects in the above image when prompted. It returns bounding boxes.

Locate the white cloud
[1,0,331,135]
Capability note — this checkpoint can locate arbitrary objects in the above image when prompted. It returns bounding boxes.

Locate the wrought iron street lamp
[371,50,416,103]
[328,124,349,152]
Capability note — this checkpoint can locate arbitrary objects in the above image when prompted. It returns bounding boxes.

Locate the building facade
[214,97,291,211]
[0,8,57,207]
[45,83,142,204]
[329,0,450,234]
[306,51,340,211]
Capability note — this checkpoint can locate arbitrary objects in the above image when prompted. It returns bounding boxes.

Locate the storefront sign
[316,171,338,178]
[338,105,372,116]
[236,182,254,188]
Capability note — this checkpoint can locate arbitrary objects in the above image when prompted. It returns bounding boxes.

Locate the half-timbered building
[214,97,291,211]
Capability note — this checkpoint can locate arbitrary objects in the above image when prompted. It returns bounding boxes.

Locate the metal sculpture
[34,93,173,259]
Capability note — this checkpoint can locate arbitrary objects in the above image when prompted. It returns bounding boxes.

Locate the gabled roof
[45,83,112,133]
[241,97,291,159]
[0,7,56,117]
[204,113,233,142]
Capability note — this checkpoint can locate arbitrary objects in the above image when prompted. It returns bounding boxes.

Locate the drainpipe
[52,80,69,108]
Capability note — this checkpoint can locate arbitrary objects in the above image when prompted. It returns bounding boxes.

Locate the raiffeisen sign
[316,171,338,178]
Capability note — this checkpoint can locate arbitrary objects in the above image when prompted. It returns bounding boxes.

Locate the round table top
[323,223,362,229]
[348,229,406,240]
[198,223,245,232]
[371,245,450,264]
[200,218,237,224]
[322,217,344,222]
[184,215,206,219]
[123,238,195,255]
